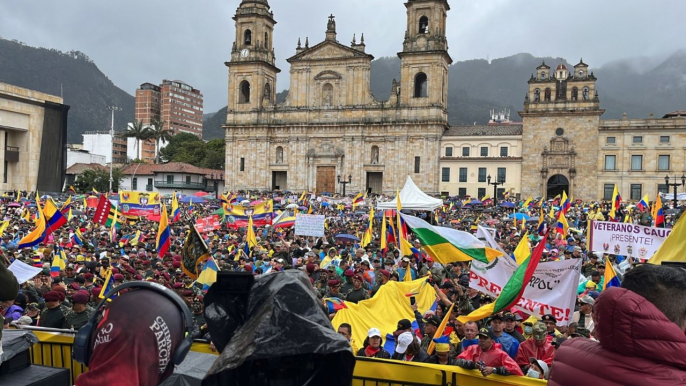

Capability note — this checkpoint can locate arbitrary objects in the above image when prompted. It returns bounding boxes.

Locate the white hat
[367,327,382,338]
[395,332,414,354]
[529,357,550,378]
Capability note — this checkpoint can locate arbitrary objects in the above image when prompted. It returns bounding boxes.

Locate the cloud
[1,0,684,113]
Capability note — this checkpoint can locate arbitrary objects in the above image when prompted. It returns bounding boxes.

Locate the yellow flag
[247,215,258,248]
[380,214,387,250]
[0,221,9,237]
[427,302,455,355]
[397,189,412,257]
[514,232,530,265]
[648,214,686,265]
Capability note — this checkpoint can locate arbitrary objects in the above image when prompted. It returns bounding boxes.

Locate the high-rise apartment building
[134,80,203,163]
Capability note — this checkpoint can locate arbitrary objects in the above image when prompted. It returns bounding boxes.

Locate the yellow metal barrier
[23,329,546,386]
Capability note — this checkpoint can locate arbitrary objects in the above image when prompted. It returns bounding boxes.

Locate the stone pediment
[287,40,373,62]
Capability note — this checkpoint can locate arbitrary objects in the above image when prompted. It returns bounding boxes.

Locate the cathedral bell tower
[226,0,280,115]
[397,0,452,108]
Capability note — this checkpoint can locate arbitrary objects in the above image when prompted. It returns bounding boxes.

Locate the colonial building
[0,82,69,192]
[439,125,522,198]
[223,0,451,194]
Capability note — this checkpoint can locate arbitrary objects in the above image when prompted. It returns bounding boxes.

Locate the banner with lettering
[223,199,274,228]
[470,257,581,326]
[589,221,672,262]
[119,191,161,217]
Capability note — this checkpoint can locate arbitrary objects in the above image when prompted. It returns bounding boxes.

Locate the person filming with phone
[455,327,523,377]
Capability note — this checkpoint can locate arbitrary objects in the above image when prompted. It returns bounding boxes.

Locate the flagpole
[107,106,122,193]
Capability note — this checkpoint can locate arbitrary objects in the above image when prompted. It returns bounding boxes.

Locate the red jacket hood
[595,287,686,368]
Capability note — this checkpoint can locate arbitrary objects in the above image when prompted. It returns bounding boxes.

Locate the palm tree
[149,119,174,164]
[119,120,152,161]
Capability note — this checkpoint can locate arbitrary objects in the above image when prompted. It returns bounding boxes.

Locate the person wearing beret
[40,290,74,329]
[371,269,391,297]
[344,274,369,304]
[64,290,94,330]
[324,279,343,299]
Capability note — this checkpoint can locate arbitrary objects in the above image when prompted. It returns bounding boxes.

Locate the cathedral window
[244,29,252,46]
[419,16,429,34]
[371,146,379,164]
[264,83,272,101]
[275,146,283,164]
[414,73,428,98]
[264,32,269,49]
[534,89,540,102]
[578,70,584,78]
[322,83,334,106]
[582,87,590,101]
[571,87,578,101]
[544,88,551,102]
[540,72,546,80]
[239,80,251,103]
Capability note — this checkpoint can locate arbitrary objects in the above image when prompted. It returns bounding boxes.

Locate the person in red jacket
[456,328,523,376]
[515,322,555,372]
[548,264,686,385]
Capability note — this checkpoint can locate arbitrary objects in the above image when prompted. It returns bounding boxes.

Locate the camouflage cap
[532,322,547,340]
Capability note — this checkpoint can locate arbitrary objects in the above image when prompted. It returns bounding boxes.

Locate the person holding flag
[156,204,171,257]
[171,191,181,222]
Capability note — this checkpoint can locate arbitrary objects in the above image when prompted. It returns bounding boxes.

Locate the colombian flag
[352,191,365,207]
[324,297,348,313]
[603,257,621,290]
[609,185,622,221]
[556,211,569,235]
[50,246,67,278]
[43,199,67,238]
[18,201,47,249]
[560,191,571,215]
[156,204,171,257]
[72,228,84,246]
[171,191,180,222]
[637,194,649,211]
[130,230,141,246]
[99,268,118,300]
[197,256,219,292]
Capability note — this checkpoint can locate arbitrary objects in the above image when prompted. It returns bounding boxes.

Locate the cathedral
[223,0,451,194]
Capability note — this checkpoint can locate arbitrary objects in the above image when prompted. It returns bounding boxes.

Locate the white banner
[294,214,325,237]
[589,221,672,261]
[470,257,581,326]
[476,226,507,254]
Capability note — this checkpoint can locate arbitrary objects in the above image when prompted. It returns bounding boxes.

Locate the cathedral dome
[555,63,567,71]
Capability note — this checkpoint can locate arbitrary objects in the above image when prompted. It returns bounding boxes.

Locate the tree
[74,168,124,193]
[158,132,203,162]
[201,139,226,170]
[149,119,174,164]
[119,120,152,160]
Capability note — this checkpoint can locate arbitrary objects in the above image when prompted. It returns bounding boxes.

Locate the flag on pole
[99,268,117,300]
[603,257,621,290]
[653,194,664,227]
[197,256,219,292]
[156,204,171,256]
[637,194,649,211]
[609,185,622,222]
[172,191,181,222]
[18,200,47,249]
[458,231,548,323]
[513,232,530,265]
[396,190,413,257]
[648,214,686,265]
[427,303,455,355]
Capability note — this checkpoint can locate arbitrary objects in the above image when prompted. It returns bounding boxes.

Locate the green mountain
[0,38,134,143]
[204,52,686,138]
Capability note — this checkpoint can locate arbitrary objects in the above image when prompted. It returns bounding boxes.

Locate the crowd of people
[1,189,685,384]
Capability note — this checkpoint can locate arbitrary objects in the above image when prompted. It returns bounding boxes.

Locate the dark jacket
[548,287,686,385]
[356,347,392,359]
[391,349,429,362]
[0,258,18,342]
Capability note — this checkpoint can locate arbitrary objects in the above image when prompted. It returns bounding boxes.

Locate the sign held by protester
[470,257,581,326]
[8,260,42,284]
[590,221,671,261]
[294,214,325,237]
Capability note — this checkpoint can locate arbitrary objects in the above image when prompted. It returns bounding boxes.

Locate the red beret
[172,283,183,289]
[195,295,204,303]
[163,272,170,281]
[344,270,354,277]
[126,267,136,274]
[143,261,152,265]
[353,274,364,282]
[69,283,81,290]
[83,273,94,279]
[181,290,193,296]
[172,261,181,269]
[72,291,89,304]
[113,274,124,281]
[173,255,181,261]
[43,291,61,302]
[306,263,316,274]
[91,287,102,298]
[134,274,142,280]
[327,279,341,287]
[380,269,391,278]
[244,265,253,273]
[52,285,66,294]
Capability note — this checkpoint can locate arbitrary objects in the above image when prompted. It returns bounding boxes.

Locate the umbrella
[40,194,52,200]
[27,204,37,208]
[7,202,20,207]
[320,202,330,207]
[465,200,482,206]
[161,193,174,199]
[500,202,515,208]
[71,210,85,216]
[482,208,494,213]
[509,213,530,220]
[666,209,679,215]
[354,210,367,214]
[335,234,360,242]
[212,208,225,215]
[526,217,540,223]
[180,196,205,203]
[298,206,308,210]
[193,191,210,197]
[286,203,297,209]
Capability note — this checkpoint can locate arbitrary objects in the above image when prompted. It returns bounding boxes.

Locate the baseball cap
[367,327,382,338]
[396,319,412,331]
[395,332,414,354]
[541,314,557,323]
[529,357,550,378]
[477,328,497,340]
[579,295,595,306]
[424,315,441,328]
[503,312,516,321]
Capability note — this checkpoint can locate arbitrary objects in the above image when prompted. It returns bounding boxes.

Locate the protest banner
[589,221,672,262]
[119,191,161,217]
[470,257,581,325]
[8,260,42,284]
[294,214,325,237]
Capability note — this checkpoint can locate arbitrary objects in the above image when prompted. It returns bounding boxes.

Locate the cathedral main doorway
[546,174,569,199]
[366,172,383,194]
[316,166,335,194]
[272,171,287,190]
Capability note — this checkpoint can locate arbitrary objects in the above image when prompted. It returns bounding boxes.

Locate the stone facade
[224,0,451,194]
[0,82,69,192]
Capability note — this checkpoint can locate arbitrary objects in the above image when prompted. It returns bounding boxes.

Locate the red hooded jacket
[548,287,686,385]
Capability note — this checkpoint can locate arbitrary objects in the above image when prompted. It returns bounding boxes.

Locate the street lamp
[107,106,122,193]
[337,174,352,196]
[487,174,505,206]
[664,174,686,209]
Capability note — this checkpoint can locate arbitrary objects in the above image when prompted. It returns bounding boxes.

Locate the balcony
[5,146,19,162]
[154,181,206,189]
[145,184,153,192]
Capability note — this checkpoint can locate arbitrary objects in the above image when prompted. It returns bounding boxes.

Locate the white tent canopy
[376,176,443,211]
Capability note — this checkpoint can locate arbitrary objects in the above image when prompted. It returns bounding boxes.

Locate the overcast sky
[1,0,684,113]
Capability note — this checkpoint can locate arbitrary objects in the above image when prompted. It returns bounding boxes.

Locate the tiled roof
[121,162,223,179]
[663,111,686,118]
[443,125,523,137]
[65,163,108,175]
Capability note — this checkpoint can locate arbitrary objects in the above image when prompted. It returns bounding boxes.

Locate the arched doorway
[547,174,569,199]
